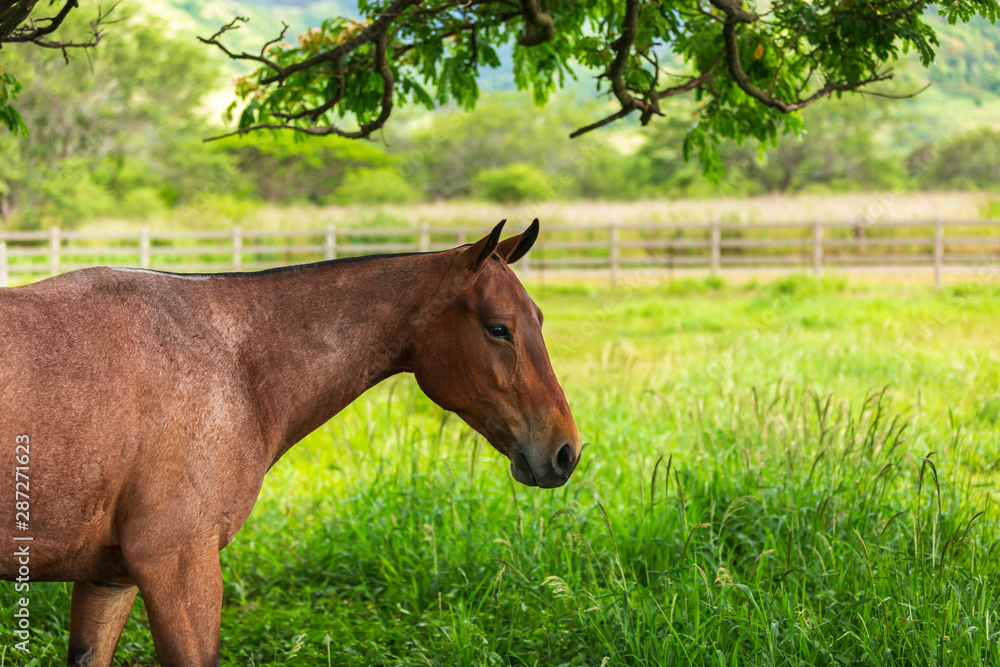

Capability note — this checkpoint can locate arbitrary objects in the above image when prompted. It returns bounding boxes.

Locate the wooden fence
[1,219,999,289]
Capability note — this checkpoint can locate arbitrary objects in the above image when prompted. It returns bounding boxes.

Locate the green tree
[4,1,999,180]
[0,13,229,228]
[215,132,393,204]
[199,0,998,179]
[729,97,906,194]
[0,0,108,134]
[393,92,630,199]
[473,163,554,203]
[919,127,1000,189]
[331,166,424,204]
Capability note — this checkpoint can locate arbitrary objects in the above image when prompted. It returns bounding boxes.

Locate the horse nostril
[554,443,575,477]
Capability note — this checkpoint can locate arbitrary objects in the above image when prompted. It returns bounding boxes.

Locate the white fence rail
[1,220,999,289]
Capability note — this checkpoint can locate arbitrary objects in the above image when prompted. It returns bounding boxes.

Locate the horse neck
[227,253,447,466]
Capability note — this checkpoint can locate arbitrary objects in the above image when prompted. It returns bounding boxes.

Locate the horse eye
[487,325,511,341]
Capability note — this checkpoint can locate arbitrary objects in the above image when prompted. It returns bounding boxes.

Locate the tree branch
[201,0,422,95]
[0,1,36,44]
[598,0,664,125]
[570,55,722,139]
[568,106,635,139]
[856,82,930,99]
[206,21,398,141]
[607,0,644,115]
[864,0,924,20]
[3,0,111,51]
[196,0,954,147]
[202,0,544,140]
[706,0,756,24]
[198,17,284,71]
[7,0,77,42]
[261,0,421,86]
[712,0,894,112]
[518,0,553,47]
[572,2,727,138]
[270,57,345,122]
[654,51,723,100]
[850,0,925,22]
[392,11,520,60]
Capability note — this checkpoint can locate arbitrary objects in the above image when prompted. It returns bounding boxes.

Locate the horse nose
[552,443,578,480]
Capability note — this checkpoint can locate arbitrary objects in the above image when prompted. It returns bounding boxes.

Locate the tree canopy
[1,0,998,179]
[200,0,998,177]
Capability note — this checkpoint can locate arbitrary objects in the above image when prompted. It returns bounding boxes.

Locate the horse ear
[498,218,539,265]
[458,219,506,273]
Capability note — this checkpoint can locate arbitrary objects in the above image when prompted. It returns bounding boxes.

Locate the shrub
[331,167,423,205]
[472,163,554,203]
[923,128,1000,190]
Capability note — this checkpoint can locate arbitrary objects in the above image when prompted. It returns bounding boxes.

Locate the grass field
[2,275,999,665]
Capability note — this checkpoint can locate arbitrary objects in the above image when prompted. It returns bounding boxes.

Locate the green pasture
[2,275,999,665]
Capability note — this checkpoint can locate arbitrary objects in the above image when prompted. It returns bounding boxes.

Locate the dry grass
[78,191,996,234]
[366,191,993,228]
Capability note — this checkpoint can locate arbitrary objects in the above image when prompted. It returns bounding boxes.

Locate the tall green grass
[2,278,998,665]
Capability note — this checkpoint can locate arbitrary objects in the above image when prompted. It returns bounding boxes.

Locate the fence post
[140,225,150,269]
[609,220,620,287]
[933,217,943,291]
[419,222,430,252]
[710,219,721,276]
[0,240,7,288]
[325,224,337,260]
[49,226,60,277]
[232,226,243,272]
[813,218,823,278]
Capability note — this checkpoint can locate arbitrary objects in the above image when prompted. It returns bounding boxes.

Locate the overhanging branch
[199,0,942,144]
[569,106,634,139]
[0,2,36,43]
[202,0,424,140]
[259,0,422,86]
[570,56,722,139]
[198,17,285,72]
[201,0,546,141]
[571,1,724,138]
[2,0,110,51]
[518,0,553,47]
[711,0,895,112]
[7,0,78,42]
[205,20,399,141]
[607,0,651,118]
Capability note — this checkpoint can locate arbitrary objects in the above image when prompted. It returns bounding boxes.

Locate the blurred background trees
[0,12,230,227]
[0,3,998,231]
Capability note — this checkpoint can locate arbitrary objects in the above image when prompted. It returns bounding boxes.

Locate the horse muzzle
[510,441,579,488]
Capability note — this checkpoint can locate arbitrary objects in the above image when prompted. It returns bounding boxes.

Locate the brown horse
[0,220,580,665]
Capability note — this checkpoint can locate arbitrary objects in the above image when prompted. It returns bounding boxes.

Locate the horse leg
[67,580,138,667]
[123,542,224,666]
